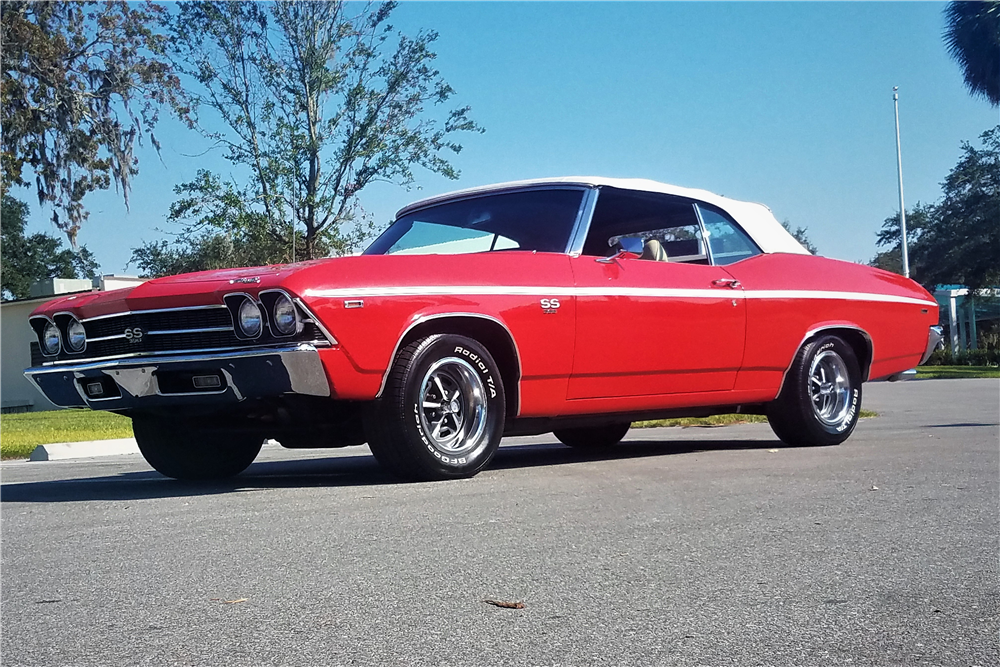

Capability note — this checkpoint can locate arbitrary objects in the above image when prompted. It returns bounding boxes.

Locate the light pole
[893,86,909,278]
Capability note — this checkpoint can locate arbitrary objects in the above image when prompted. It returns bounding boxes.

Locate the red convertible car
[25,178,941,481]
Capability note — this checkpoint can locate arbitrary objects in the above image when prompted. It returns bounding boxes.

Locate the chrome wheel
[418,357,488,455]
[808,349,851,427]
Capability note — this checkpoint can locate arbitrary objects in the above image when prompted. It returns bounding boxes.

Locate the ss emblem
[540,298,560,314]
[124,327,144,343]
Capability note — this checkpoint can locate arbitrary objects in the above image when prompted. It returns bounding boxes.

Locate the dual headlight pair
[40,317,86,356]
[230,292,298,338]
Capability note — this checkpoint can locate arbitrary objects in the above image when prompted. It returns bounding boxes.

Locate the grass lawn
[0,409,133,460]
[916,365,1000,379]
[634,410,876,429]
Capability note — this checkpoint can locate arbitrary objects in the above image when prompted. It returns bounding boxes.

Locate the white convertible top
[397,176,811,256]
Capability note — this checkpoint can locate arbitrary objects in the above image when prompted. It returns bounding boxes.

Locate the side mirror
[597,237,643,265]
[618,237,644,255]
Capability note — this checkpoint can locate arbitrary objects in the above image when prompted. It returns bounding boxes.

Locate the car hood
[28,253,550,320]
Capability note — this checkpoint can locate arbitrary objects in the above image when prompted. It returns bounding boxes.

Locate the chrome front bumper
[24,344,331,410]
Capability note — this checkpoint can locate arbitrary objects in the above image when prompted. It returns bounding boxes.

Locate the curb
[29,438,141,461]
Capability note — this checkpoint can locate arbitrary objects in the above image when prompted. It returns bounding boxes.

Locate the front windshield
[364,188,586,256]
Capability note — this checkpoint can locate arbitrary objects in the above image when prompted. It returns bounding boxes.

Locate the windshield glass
[364,188,586,256]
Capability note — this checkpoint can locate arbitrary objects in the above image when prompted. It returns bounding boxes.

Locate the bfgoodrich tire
[364,334,506,481]
[554,422,631,449]
[767,335,862,446]
[132,417,263,480]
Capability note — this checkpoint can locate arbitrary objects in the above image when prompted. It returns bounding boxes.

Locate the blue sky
[20,1,999,275]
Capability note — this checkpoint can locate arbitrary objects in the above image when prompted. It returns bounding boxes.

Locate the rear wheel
[554,422,631,449]
[365,334,506,481]
[132,417,263,480]
[767,335,862,446]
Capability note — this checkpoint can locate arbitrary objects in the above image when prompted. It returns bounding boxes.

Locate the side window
[582,188,708,264]
[697,205,761,265]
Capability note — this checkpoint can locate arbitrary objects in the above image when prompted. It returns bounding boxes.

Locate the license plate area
[154,370,228,395]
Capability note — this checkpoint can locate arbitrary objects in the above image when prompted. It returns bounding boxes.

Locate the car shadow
[1,436,788,503]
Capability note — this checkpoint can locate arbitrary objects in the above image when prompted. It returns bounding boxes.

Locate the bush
[925,340,1000,367]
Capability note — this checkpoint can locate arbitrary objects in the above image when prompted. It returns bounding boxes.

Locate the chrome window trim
[29,340,333,367]
[81,304,228,323]
[566,187,600,256]
[694,202,763,264]
[395,183,592,220]
[692,203,716,266]
[376,312,523,416]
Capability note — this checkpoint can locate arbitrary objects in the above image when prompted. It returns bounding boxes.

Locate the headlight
[238,298,262,337]
[42,322,61,355]
[272,294,297,335]
[66,319,86,352]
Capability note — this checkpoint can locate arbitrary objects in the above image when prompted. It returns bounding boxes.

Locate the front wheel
[767,335,862,446]
[132,417,263,480]
[365,334,506,481]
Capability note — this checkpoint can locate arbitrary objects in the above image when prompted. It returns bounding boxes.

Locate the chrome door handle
[711,279,741,289]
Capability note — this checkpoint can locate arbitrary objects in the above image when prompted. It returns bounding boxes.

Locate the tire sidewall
[797,336,862,443]
[399,335,505,478]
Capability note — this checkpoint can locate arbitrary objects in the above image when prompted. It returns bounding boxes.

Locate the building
[1,275,146,413]
[934,287,1000,352]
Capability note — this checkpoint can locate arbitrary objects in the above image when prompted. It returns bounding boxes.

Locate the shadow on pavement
[1,436,790,503]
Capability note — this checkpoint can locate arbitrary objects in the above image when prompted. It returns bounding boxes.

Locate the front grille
[31,306,329,366]
[85,308,232,339]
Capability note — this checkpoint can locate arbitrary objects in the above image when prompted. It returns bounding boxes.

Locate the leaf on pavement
[483,599,525,609]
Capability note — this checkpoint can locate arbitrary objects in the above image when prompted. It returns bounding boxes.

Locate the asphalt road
[2,379,997,667]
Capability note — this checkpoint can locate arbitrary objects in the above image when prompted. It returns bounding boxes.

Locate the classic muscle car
[25,178,942,481]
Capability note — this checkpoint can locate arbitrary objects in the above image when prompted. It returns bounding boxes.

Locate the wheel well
[811,327,873,381]
[396,316,521,420]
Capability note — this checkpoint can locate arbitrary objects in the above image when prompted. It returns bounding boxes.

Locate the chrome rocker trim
[24,344,332,410]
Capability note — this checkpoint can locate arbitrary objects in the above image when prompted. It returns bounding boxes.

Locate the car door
[566,188,747,400]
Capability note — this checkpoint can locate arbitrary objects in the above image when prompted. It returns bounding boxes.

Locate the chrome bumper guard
[24,344,331,410]
[919,325,944,366]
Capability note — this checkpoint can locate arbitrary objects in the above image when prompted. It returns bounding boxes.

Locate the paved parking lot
[2,378,997,667]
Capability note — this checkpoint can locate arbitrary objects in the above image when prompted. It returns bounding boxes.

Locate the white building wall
[1,297,61,412]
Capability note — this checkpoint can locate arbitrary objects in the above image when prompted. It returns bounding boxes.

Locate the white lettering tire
[767,335,862,446]
[365,334,505,481]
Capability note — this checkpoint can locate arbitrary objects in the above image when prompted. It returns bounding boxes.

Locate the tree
[166,0,481,261]
[781,220,818,254]
[872,126,1000,291]
[943,1,1000,107]
[1,194,100,300]
[128,170,338,277]
[869,202,936,275]
[913,126,1000,291]
[1,0,188,246]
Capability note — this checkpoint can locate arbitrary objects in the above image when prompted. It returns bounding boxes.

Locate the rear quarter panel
[725,254,938,394]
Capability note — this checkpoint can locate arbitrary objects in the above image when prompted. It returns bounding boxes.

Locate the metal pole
[893,87,910,278]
